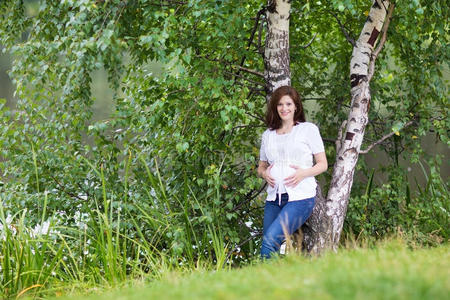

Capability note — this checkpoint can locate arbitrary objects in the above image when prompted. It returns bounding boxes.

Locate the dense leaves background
[0,0,448,269]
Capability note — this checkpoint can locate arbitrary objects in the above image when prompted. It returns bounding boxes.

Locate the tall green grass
[0,154,231,298]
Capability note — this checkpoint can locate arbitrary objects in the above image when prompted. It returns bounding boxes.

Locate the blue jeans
[260,193,315,259]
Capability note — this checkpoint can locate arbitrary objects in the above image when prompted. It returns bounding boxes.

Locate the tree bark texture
[264,0,291,102]
[323,0,391,250]
[301,185,332,253]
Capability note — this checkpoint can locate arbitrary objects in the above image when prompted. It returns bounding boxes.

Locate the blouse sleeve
[308,124,325,154]
[259,131,268,162]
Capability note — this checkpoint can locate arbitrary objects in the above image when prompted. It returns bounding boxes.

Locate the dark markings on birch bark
[372,1,381,9]
[344,147,358,156]
[266,65,284,73]
[345,132,355,140]
[353,63,360,68]
[350,117,356,122]
[368,28,380,46]
[271,74,289,82]
[353,128,360,132]
[366,16,373,23]
[350,74,366,88]
[267,0,276,13]
[361,98,368,103]
[362,51,370,57]
[338,156,344,160]
[353,102,359,108]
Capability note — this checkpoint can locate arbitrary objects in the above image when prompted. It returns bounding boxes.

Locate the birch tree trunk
[264,0,291,101]
[323,0,393,250]
[301,185,333,253]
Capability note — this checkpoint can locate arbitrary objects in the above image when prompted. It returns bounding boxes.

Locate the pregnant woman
[257,86,328,259]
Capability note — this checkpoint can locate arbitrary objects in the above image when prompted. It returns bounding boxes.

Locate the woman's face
[276,95,295,123]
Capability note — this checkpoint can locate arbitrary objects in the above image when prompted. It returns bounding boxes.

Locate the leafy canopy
[0,0,448,260]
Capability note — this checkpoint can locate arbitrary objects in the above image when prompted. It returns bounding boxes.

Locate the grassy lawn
[56,240,449,300]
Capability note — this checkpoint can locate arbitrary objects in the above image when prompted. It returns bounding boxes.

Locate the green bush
[345,158,449,245]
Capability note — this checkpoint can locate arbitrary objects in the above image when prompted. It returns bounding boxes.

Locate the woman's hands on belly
[284,165,308,188]
[263,164,276,187]
[269,163,296,187]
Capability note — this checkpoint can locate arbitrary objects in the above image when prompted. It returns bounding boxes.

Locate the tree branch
[226,233,260,261]
[195,54,264,78]
[231,124,266,131]
[49,172,89,202]
[223,70,265,87]
[244,7,266,59]
[322,137,337,144]
[258,14,265,55]
[331,11,356,46]
[236,65,264,77]
[236,6,267,79]
[300,32,318,49]
[149,0,187,6]
[368,3,395,81]
[302,96,329,101]
[359,119,415,154]
[245,111,265,122]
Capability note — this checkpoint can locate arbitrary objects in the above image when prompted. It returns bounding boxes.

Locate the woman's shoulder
[262,128,274,137]
[294,122,320,131]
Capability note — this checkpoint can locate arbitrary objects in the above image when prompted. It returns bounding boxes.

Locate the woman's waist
[271,159,303,165]
[267,177,317,192]
[270,160,312,168]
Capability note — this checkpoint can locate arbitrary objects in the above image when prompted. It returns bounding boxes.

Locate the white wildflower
[244,221,253,227]
[32,220,51,237]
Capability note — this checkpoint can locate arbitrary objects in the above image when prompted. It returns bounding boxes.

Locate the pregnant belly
[270,163,296,185]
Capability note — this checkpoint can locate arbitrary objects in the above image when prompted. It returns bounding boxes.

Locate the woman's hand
[263,164,276,188]
[283,153,328,188]
[284,165,307,187]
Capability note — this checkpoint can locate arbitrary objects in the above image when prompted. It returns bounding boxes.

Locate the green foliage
[345,158,449,244]
[1,0,265,265]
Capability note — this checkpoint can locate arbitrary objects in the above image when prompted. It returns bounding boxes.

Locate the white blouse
[259,122,325,201]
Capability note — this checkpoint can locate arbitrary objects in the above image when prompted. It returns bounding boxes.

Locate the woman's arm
[284,152,328,187]
[257,160,276,187]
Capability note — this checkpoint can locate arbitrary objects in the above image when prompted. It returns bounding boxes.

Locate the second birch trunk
[325,0,392,250]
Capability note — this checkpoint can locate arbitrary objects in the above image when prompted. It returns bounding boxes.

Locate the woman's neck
[277,121,294,134]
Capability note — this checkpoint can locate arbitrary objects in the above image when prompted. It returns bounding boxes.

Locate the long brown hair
[265,86,305,130]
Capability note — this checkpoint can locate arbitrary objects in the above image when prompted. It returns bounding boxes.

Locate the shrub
[344,158,449,245]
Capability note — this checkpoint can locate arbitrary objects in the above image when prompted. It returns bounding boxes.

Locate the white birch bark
[301,185,332,253]
[324,0,392,250]
[264,0,291,101]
